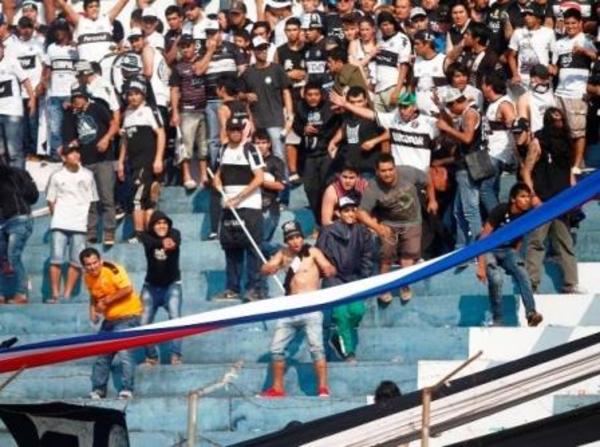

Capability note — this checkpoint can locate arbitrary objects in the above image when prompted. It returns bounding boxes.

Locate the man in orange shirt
[80,247,143,400]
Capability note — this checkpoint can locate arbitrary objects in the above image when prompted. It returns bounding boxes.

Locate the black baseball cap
[282,220,303,241]
[226,117,244,130]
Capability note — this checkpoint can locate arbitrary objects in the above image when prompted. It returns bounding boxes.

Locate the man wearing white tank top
[55,0,130,64]
[480,73,519,214]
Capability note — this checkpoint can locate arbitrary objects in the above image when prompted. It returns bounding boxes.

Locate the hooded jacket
[139,211,181,287]
[0,166,39,220]
[316,220,374,286]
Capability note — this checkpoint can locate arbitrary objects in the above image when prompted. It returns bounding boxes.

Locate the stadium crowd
[0,0,597,398]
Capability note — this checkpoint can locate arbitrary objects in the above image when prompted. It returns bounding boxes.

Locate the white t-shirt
[377,111,439,172]
[219,143,265,210]
[146,31,165,52]
[43,43,79,98]
[374,32,411,93]
[553,32,595,99]
[46,165,98,233]
[509,27,555,81]
[75,14,114,63]
[0,55,28,117]
[13,37,44,98]
[88,75,120,112]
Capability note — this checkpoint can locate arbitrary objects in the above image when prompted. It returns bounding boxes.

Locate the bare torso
[281,247,322,294]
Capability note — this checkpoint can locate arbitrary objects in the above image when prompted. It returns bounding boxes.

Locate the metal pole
[420,351,483,445]
[185,361,243,447]
[186,392,198,447]
[0,366,25,394]
[421,387,431,447]
[206,167,285,293]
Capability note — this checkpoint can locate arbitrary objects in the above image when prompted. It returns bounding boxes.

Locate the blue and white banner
[1,171,600,372]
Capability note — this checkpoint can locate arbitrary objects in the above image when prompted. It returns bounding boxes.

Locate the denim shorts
[50,230,86,267]
[270,311,325,362]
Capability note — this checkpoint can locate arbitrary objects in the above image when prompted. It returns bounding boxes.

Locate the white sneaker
[89,390,104,400]
[118,390,133,400]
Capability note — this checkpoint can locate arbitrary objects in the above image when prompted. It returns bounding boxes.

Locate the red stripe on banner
[0,325,218,373]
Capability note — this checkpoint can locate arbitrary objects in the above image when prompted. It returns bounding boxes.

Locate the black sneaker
[87,235,98,244]
[328,333,346,360]
[526,311,543,327]
[244,289,264,302]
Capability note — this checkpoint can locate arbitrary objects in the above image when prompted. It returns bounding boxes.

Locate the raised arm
[54,0,80,25]
[108,0,131,23]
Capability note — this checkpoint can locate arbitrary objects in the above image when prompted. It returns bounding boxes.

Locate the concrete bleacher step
[26,208,316,247]
[1,326,469,364]
[467,326,600,361]
[0,395,368,433]
[3,294,599,335]
[0,362,416,401]
[18,261,600,303]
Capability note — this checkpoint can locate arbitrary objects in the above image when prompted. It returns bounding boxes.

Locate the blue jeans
[454,169,482,248]
[226,247,261,293]
[140,282,183,359]
[480,157,507,215]
[22,99,38,156]
[0,114,24,168]
[270,312,325,361]
[50,230,86,267]
[0,215,33,296]
[47,96,70,158]
[257,207,281,294]
[205,99,221,167]
[91,316,140,394]
[486,248,537,321]
[266,127,285,160]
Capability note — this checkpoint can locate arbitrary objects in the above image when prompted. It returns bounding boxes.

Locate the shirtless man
[259,220,336,398]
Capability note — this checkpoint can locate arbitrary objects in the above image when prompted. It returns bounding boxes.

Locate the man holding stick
[211,118,265,302]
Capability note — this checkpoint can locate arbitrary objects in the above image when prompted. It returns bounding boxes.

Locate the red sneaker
[259,388,286,398]
[318,386,330,398]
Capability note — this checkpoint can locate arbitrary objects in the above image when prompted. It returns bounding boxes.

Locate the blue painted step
[18,260,588,302]
[0,293,563,335]
[552,394,600,414]
[0,362,417,400]
[0,396,368,432]
[4,326,469,364]
[26,208,317,246]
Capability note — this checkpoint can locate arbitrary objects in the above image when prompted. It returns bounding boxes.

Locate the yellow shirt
[84,262,143,321]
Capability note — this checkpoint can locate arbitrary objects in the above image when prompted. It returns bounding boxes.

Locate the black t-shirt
[337,114,383,174]
[241,63,291,128]
[139,226,182,286]
[486,0,522,55]
[63,102,113,165]
[262,153,285,210]
[164,29,181,56]
[487,202,525,248]
[276,42,306,97]
[304,38,332,88]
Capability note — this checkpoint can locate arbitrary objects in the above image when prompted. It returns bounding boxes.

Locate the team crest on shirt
[316,50,321,57]
[265,76,272,84]
[411,120,419,128]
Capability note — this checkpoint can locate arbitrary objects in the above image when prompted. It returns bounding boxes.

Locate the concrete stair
[0,165,598,446]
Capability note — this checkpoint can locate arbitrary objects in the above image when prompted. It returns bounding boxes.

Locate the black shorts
[132,166,161,210]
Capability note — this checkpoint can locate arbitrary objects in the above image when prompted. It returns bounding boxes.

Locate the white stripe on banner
[303,336,600,446]
[1,171,600,372]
